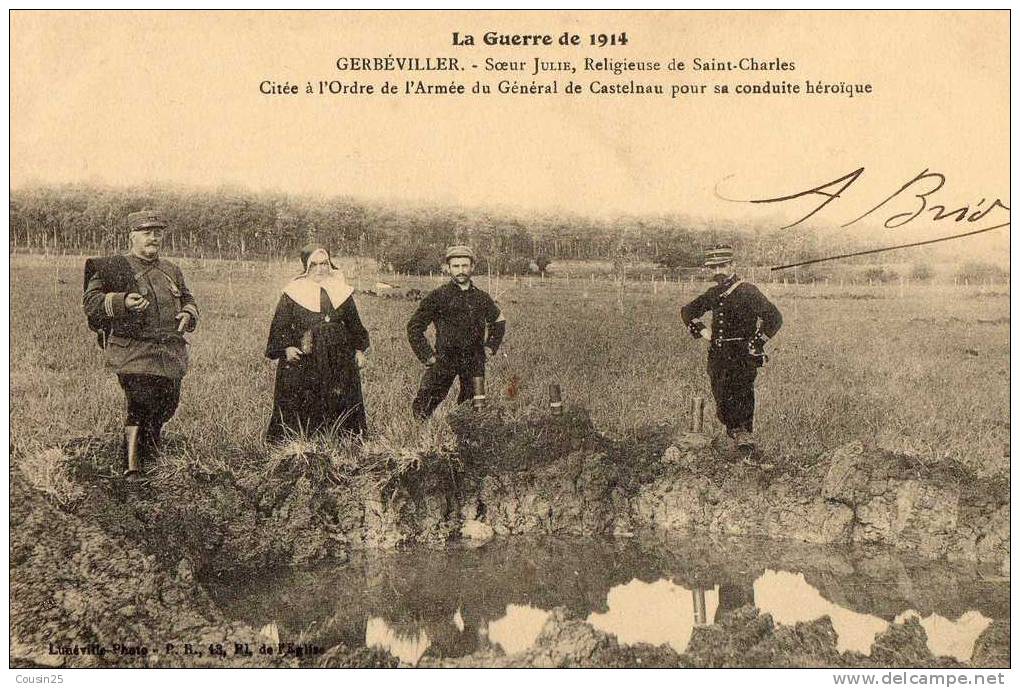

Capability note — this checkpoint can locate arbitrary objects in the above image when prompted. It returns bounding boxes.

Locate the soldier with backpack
[83,210,199,479]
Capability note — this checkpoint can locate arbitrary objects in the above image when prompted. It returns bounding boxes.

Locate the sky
[9,11,1010,256]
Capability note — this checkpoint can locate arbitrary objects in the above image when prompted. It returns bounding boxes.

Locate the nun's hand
[284,347,303,363]
[355,351,368,370]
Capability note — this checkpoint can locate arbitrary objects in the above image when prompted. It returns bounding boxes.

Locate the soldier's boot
[123,425,142,480]
[734,429,756,451]
[140,424,163,472]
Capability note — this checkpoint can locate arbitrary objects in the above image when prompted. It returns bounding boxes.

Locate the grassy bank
[10,252,1009,482]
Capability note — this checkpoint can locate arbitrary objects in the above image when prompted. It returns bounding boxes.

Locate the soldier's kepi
[681,245,782,452]
[82,210,199,479]
[407,244,507,419]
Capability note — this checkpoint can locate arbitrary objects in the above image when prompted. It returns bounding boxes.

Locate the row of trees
[9,182,943,274]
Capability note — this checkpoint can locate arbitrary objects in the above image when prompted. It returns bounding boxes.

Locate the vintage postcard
[8,10,1010,677]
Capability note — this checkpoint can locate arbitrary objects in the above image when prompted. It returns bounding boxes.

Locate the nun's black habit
[266,248,370,440]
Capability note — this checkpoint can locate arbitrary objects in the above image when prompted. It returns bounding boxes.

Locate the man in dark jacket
[83,210,199,478]
[681,245,782,451]
[407,245,506,419]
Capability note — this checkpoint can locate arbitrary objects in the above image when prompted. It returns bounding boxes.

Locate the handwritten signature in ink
[721,168,1009,269]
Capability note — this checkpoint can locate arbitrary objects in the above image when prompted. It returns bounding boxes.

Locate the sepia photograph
[7,9,1011,677]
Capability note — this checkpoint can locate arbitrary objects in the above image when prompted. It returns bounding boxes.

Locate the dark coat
[406,281,505,364]
[265,279,370,441]
[681,275,783,356]
[82,254,199,379]
[681,274,782,432]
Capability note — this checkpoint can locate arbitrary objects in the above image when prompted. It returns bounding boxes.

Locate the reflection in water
[587,579,720,653]
[488,604,553,655]
[754,569,887,654]
[259,621,280,645]
[893,610,992,662]
[756,570,992,661]
[214,537,1007,665]
[366,617,430,666]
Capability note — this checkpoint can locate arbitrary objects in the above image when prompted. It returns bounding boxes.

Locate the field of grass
[9,252,1010,481]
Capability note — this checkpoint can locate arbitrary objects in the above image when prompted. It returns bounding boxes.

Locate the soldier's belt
[115,332,186,344]
[712,337,750,349]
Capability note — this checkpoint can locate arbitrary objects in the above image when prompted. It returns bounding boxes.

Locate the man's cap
[704,244,735,267]
[444,245,475,262]
[128,210,168,232]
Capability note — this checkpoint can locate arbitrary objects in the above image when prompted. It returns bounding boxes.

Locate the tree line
[10,182,921,275]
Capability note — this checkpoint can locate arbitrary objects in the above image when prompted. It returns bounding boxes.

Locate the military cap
[704,244,735,267]
[127,209,168,232]
[444,245,475,262]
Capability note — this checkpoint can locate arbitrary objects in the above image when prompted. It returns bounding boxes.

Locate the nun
[266,245,370,441]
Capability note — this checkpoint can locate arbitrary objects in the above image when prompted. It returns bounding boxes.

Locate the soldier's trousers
[707,351,758,433]
[118,373,181,449]
[412,353,485,420]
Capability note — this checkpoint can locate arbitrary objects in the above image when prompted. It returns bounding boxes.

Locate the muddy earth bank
[419,608,1007,669]
[10,404,1009,667]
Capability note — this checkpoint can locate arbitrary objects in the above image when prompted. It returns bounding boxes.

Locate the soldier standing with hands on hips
[83,210,199,479]
[407,245,506,419]
[681,245,782,454]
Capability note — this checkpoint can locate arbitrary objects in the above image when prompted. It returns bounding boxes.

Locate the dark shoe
[123,426,142,478]
[741,447,775,470]
[734,430,755,450]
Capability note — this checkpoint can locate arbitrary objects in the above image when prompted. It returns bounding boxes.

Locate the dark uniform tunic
[82,254,199,449]
[407,280,506,419]
[265,279,370,440]
[681,275,782,434]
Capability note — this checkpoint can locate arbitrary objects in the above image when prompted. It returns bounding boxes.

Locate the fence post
[690,396,704,432]
[471,377,487,410]
[549,383,563,416]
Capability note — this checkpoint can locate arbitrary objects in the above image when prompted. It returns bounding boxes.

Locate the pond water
[210,536,1008,666]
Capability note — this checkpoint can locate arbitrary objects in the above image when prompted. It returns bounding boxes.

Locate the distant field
[9,252,1010,478]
